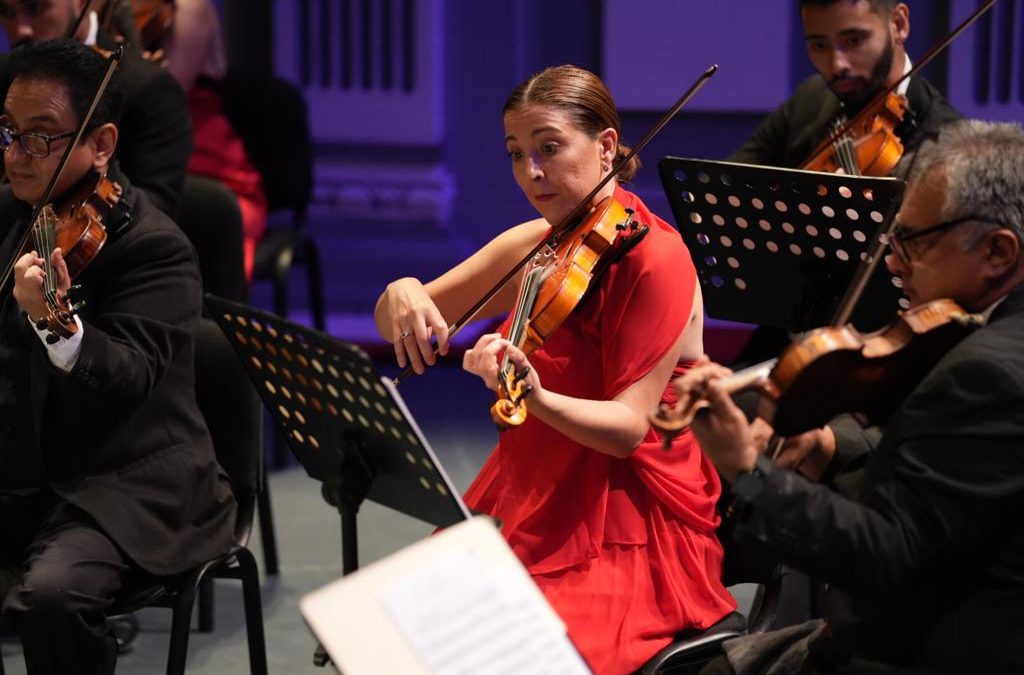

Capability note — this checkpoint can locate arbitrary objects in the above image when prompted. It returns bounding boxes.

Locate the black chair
[176,174,248,305]
[640,611,748,675]
[175,174,280,577]
[638,552,791,673]
[222,69,326,332]
[107,317,268,675]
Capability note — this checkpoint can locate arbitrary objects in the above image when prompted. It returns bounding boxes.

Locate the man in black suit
[0,0,192,216]
[684,119,1024,673]
[731,0,961,171]
[0,40,235,675]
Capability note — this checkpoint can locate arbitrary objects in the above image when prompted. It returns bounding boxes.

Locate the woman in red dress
[375,64,735,674]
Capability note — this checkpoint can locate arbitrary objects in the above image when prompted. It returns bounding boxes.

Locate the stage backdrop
[602,0,793,112]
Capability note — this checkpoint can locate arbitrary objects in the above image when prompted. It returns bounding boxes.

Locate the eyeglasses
[0,120,75,159]
[880,214,1015,263]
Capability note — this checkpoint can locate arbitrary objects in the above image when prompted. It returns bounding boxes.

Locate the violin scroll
[37,286,82,344]
[649,360,776,450]
[491,364,533,430]
[650,397,710,450]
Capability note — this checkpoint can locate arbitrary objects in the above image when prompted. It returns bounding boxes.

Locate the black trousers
[1,492,128,675]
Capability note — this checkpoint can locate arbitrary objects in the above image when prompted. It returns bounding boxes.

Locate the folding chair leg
[258,473,280,575]
[166,576,200,675]
[236,548,269,675]
[197,578,215,632]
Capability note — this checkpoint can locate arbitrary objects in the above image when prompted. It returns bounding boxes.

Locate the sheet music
[379,549,591,675]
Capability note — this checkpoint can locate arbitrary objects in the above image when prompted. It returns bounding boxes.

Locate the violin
[491,196,647,429]
[27,172,128,342]
[650,298,983,443]
[800,0,998,177]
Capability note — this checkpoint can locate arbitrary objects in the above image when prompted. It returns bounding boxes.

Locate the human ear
[597,127,618,170]
[89,122,118,172]
[891,3,911,45]
[982,229,1021,278]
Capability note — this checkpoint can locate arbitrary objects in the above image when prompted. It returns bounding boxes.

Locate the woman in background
[161,0,267,281]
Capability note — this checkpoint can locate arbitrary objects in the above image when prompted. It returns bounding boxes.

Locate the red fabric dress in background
[463,186,736,674]
[187,77,267,281]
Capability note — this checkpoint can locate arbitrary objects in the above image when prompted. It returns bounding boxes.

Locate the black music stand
[205,295,471,666]
[659,158,907,333]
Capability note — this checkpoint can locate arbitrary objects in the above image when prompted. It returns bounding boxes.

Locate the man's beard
[830,36,896,110]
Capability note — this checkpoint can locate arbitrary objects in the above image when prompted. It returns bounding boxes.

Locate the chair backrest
[176,175,248,302]
[222,69,314,218]
[194,316,262,544]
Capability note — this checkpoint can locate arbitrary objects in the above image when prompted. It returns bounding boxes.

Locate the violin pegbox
[612,208,649,262]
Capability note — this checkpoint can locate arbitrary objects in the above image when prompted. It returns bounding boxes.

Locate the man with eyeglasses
[678,119,1024,673]
[0,40,234,675]
[0,0,191,216]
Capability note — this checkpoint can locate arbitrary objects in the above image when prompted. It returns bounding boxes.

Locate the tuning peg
[45,332,60,345]
[513,383,534,405]
[615,208,635,232]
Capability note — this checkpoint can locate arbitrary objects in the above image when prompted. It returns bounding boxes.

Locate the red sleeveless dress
[463,186,736,674]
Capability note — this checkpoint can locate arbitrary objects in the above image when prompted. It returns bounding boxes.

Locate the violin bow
[803,0,998,169]
[829,129,936,327]
[0,44,125,299]
[393,64,720,384]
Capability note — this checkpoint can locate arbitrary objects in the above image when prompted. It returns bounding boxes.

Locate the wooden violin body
[521,197,645,354]
[767,298,982,435]
[802,92,909,177]
[49,172,124,277]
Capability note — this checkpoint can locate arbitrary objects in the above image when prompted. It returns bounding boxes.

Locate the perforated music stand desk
[204,294,471,579]
[659,158,907,332]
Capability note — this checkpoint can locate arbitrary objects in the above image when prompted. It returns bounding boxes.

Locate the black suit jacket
[733,287,1024,672]
[0,44,192,217]
[730,74,962,169]
[0,176,235,575]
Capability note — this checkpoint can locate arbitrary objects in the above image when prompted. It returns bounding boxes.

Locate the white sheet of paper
[380,549,591,675]
[300,516,592,675]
